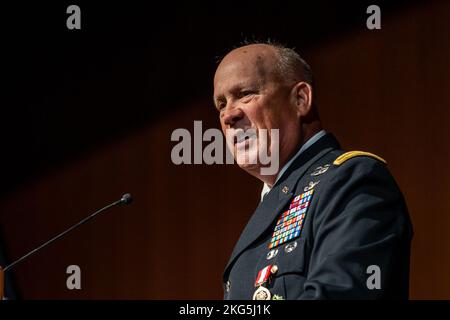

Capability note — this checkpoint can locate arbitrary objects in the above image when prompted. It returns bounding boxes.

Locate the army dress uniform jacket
[223,133,413,300]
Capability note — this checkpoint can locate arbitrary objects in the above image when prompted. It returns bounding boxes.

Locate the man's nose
[222,106,244,127]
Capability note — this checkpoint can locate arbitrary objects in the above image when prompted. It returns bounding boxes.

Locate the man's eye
[240,90,255,98]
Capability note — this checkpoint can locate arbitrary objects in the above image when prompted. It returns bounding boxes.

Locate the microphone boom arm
[2,193,132,273]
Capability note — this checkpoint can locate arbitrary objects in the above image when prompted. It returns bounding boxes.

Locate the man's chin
[236,161,260,174]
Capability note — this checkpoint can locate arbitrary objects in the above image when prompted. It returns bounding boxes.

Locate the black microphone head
[120,193,132,205]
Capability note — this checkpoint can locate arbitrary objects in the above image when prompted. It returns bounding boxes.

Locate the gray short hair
[273,45,315,89]
[231,39,315,89]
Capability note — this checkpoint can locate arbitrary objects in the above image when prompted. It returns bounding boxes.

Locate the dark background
[1,1,449,299]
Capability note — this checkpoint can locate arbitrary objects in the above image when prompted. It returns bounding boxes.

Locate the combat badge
[304,180,320,191]
[311,164,330,176]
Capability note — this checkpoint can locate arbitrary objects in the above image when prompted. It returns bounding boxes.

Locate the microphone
[1,193,133,273]
[120,193,132,205]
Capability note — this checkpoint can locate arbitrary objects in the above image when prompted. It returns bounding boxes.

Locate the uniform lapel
[223,133,341,278]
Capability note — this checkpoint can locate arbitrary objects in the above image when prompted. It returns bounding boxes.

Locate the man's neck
[262,128,325,187]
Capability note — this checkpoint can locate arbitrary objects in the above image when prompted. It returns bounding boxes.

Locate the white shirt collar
[260,130,327,201]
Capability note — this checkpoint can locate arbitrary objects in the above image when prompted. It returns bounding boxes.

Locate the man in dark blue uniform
[213,43,413,300]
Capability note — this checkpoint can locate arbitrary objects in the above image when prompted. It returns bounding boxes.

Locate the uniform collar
[261,130,327,201]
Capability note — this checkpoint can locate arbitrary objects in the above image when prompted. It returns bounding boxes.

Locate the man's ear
[292,82,313,117]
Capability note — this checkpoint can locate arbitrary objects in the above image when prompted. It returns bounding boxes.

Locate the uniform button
[271,265,279,275]
[225,280,231,293]
[282,186,289,194]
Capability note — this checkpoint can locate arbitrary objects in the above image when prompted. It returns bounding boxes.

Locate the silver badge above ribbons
[304,180,320,192]
[311,164,330,176]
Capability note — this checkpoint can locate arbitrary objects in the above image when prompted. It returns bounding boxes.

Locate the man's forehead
[213,65,264,99]
[222,44,278,61]
[214,61,260,86]
[217,45,276,72]
[214,45,277,90]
